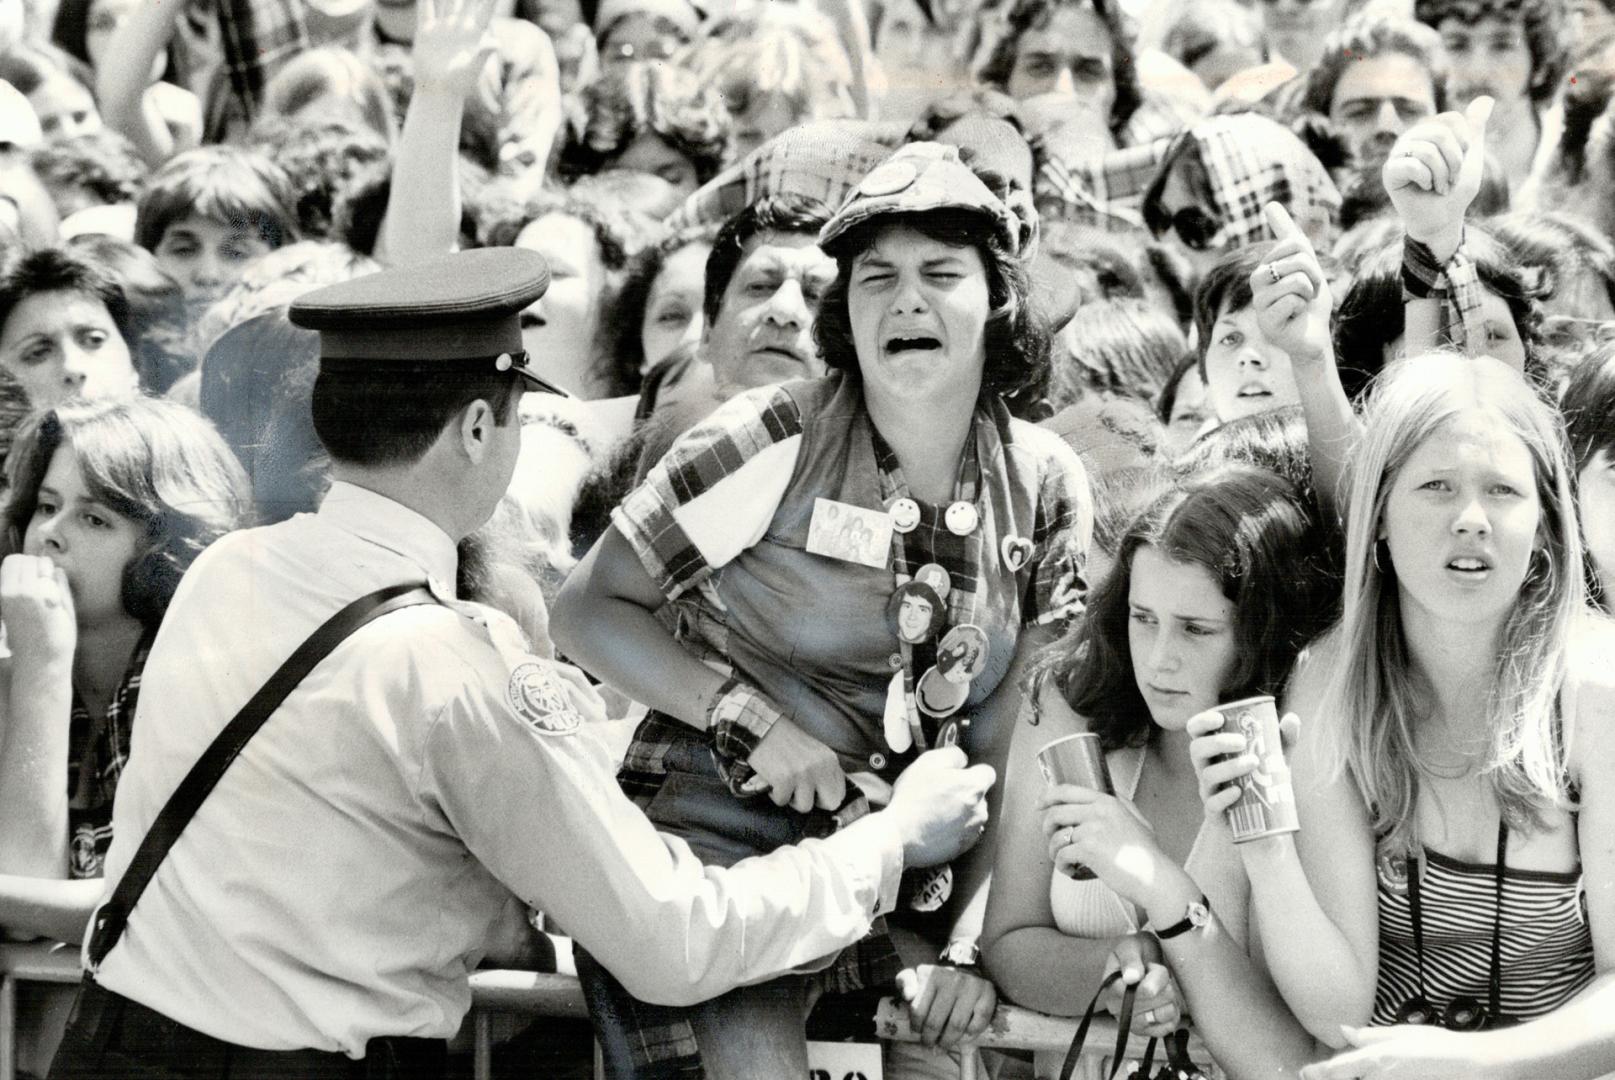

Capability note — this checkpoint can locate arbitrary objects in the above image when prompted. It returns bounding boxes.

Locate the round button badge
[945,501,979,536]
[888,497,921,534]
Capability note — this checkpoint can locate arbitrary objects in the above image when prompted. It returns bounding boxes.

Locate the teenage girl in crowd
[1191,354,1615,1080]
[0,396,249,943]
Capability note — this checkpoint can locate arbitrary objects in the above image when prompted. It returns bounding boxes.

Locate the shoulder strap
[87,583,438,971]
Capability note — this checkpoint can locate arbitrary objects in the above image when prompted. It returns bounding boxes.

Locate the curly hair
[28,130,146,211]
[974,0,1143,140]
[1031,464,1336,751]
[1,396,251,627]
[604,223,718,380]
[813,207,1051,400]
[247,117,392,242]
[557,63,731,185]
[1301,15,1451,118]
[1413,0,1569,107]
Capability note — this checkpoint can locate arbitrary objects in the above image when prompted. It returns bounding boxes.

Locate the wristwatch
[1154,895,1211,940]
[938,940,981,968]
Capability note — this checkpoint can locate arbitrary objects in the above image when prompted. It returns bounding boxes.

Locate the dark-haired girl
[0,396,248,944]
[983,465,1335,1078]
[1560,344,1615,608]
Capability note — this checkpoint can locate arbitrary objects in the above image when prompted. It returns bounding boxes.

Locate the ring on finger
[1268,263,1281,285]
[1144,1008,1157,1024]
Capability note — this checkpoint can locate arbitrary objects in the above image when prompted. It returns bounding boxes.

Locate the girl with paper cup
[982,465,1336,1078]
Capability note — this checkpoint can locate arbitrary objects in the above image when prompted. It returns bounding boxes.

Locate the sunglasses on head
[1144,202,1223,251]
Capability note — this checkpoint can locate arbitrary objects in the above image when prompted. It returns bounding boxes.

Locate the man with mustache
[1415,0,1569,193]
[1302,15,1449,182]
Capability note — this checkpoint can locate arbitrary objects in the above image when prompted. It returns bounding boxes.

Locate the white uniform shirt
[95,482,903,1055]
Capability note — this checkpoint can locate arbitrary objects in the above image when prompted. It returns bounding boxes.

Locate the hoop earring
[1373,539,1388,576]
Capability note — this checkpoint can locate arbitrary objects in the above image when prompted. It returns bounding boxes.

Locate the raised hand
[1381,96,1493,257]
[0,554,77,667]
[412,0,499,99]
[1252,202,1333,367]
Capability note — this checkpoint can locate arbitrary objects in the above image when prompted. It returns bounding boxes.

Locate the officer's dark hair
[813,207,1051,399]
[703,194,833,326]
[310,367,522,469]
[0,246,135,376]
[0,397,251,628]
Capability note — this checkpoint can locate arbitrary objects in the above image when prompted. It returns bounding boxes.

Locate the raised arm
[1382,97,1495,358]
[94,0,186,167]
[378,0,498,265]
[0,556,78,882]
[1250,201,1357,515]
[1188,644,1381,1046]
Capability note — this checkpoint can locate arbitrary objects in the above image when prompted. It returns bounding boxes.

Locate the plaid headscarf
[1191,113,1341,249]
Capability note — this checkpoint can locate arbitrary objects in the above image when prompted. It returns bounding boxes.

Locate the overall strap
[87,583,439,971]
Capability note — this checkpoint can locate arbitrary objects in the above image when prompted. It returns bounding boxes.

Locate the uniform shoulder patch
[506,661,583,736]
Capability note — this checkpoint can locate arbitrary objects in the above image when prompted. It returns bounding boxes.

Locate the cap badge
[495,353,514,372]
[507,661,582,736]
[859,160,919,197]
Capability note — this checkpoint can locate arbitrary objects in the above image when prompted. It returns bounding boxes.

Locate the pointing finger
[1263,201,1306,246]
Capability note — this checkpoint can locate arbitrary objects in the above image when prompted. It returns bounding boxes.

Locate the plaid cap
[1190,113,1340,250]
[819,142,1021,255]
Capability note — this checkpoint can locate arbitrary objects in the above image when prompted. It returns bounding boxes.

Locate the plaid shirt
[66,636,152,880]
[216,0,313,124]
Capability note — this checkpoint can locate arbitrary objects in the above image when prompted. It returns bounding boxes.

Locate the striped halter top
[1371,839,1594,1025]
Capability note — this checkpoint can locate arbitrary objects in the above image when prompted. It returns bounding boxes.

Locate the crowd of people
[0,0,1612,1074]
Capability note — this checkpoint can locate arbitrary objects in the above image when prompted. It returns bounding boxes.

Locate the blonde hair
[1323,352,1584,852]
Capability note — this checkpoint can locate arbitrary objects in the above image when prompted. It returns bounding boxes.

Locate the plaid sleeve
[611,386,806,601]
[1402,233,1488,354]
[1023,438,1094,627]
[216,0,310,120]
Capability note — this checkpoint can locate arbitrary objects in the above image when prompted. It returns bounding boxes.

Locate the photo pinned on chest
[506,661,584,736]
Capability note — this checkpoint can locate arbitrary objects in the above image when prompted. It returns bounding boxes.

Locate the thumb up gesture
[1382,96,1493,258]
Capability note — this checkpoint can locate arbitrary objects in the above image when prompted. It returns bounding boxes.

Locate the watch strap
[1154,894,1211,940]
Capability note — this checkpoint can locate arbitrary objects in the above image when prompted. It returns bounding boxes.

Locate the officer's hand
[887,747,995,867]
[897,964,996,1048]
[0,554,76,666]
[743,716,846,813]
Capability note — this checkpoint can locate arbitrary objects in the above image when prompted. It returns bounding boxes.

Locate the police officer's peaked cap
[288,247,566,395]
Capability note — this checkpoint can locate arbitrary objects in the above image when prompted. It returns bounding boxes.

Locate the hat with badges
[818,142,1019,256]
[287,248,567,395]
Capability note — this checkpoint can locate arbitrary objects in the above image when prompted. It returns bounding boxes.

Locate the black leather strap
[87,583,438,970]
[1059,970,1141,1080]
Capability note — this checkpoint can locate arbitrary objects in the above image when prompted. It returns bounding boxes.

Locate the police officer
[50,248,994,1079]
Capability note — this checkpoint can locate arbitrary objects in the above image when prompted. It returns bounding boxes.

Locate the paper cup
[1037,733,1113,879]
[1212,695,1299,843]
